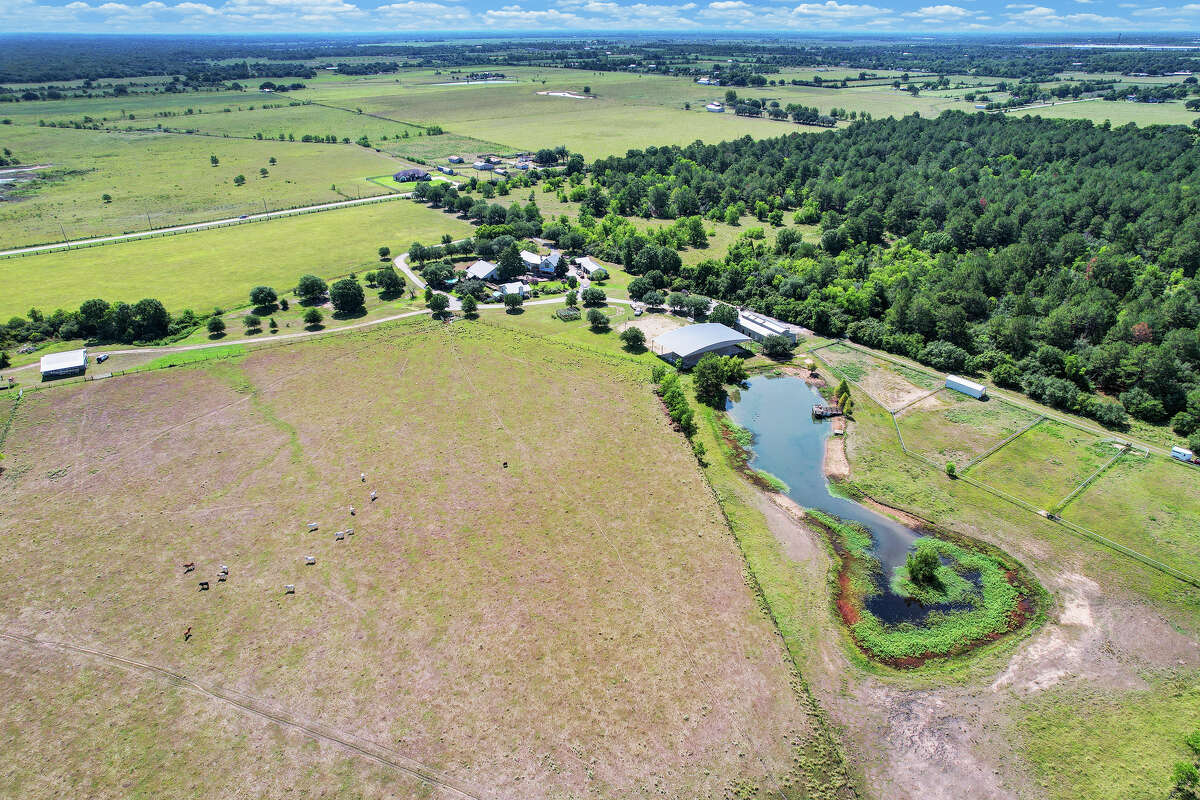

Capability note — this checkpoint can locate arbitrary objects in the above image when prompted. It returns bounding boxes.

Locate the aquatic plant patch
[806,510,1032,667]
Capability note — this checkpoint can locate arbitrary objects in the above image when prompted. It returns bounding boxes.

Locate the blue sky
[5,0,1200,35]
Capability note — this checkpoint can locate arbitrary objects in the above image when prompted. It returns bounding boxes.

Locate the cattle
[305,555,316,565]
[182,562,196,573]
[370,491,377,501]
[198,581,209,591]
[345,528,354,536]
[217,573,227,582]
[335,530,346,540]
[284,584,295,594]
[307,522,319,531]
[361,472,366,482]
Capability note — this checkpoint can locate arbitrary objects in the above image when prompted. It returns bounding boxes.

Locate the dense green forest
[570,113,1200,440]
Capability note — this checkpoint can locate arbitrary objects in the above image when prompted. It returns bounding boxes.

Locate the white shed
[946,374,986,399]
[40,348,88,379]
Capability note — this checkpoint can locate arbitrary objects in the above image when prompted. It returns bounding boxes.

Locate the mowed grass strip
[895,389,1040,467]
[968,419,1112,511]
[0,319,809,798]
[1,199,470,316]
[0,125,402,248]
[1062,452,1200,579]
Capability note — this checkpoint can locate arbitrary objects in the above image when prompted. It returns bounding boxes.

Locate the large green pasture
[1,199,470,315]
[0,125,400,248]
[1063,452,1200,579]
[1021,98,1196,127]
[968,419,1114,512]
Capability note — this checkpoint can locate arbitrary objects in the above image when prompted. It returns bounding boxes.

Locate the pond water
[725,374,972,625]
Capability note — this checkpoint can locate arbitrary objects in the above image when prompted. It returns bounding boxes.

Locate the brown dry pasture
[0,318,824,799]
[815,344,934,412]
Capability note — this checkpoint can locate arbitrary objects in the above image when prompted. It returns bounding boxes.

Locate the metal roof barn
[40,348,88,379]
[652,323,751,366]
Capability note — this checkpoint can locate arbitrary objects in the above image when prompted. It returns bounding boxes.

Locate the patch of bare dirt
[616,310,685,341]
[824,433,850,481]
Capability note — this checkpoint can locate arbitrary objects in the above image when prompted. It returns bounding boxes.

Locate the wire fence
[809,340,1200,590]
[964,414,1046,471]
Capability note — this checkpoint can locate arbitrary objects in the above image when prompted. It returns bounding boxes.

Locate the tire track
[0,630,488,800]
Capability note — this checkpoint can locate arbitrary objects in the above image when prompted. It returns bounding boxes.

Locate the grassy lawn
[0,125,400,248]
[968,419,1113,512]
[894,389,1040,468]
[2,199,470,316]
[0,319,816,798]
[1063,453,1200,579]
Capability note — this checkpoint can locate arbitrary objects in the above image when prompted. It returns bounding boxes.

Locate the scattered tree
[503,293,524,313]
[303,307,323,327]
[296,274,327,303]
[210,154,219,167]
[249,285,277,308]
[945,461,957,478]
[243,314,261,330]
[565,289,578,307]
[101,193,112,203]
[206,316,226,335]
[620,326,646,351]
[587,307,609,330]
[461,295,478,317]
[581,286,606,306]
[329,278,365,314]
[375,267,404,295]
[761,334,793,358]
[233,174,246,186]
[906,541,942,588]
[428,293,450,317]
[378,246,391,260]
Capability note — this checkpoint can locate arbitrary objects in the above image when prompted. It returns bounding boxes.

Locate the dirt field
[0,319,815,798]
[816,344,931,412]
[616,310,687,341]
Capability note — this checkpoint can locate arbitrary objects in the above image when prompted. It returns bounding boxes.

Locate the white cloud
[0,0,1186,32]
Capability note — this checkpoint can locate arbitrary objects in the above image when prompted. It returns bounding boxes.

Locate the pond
[725,373,976,625]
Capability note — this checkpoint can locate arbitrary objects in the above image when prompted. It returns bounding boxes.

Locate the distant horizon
[5,0,1200,38]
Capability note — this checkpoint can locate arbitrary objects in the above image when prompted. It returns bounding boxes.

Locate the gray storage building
[652,323,751,367]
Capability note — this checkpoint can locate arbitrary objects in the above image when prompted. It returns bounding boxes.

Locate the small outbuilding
[946,374,987,399]
[652,323,750,367]
[575,256,606,278]
[705,102,725,113]
[40,348,88,380]
[499,281,530,298]
[466,259,500,281]
[473,161,494,171]
[1171,446,1195,463]
[448,155,465,164]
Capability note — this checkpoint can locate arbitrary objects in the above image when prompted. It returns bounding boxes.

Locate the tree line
[581,112,1199,442]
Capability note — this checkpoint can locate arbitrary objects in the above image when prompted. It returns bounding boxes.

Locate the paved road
[0,193,406,258]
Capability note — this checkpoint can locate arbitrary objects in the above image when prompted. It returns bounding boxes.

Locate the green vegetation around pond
[806,509,1038,667]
